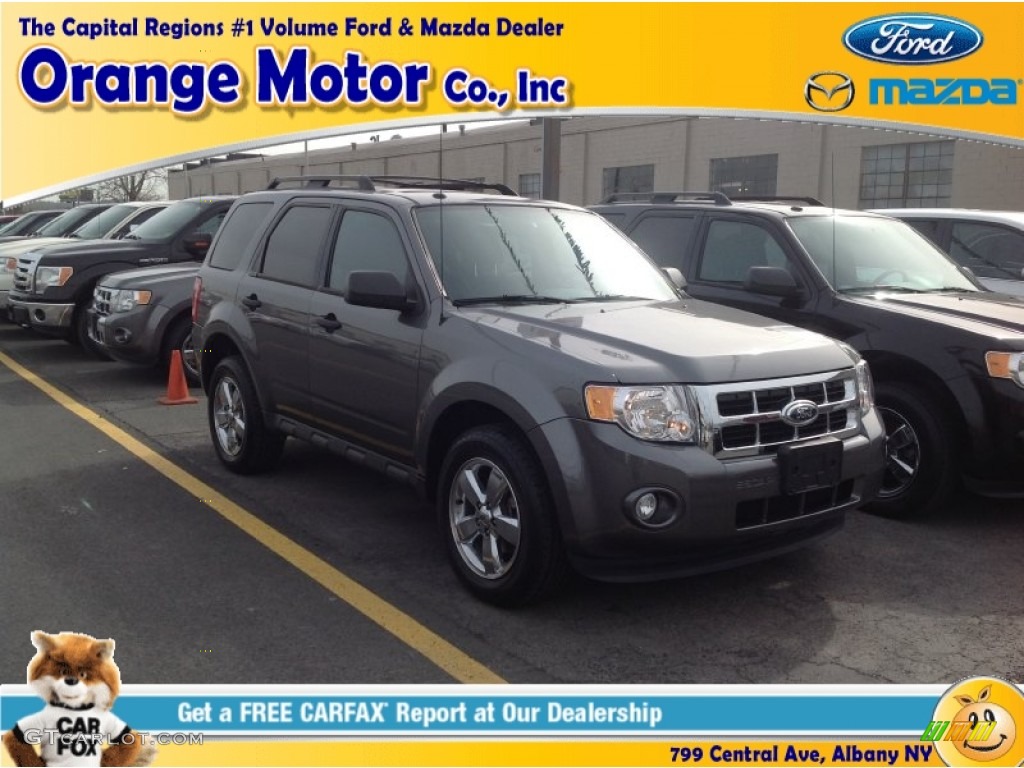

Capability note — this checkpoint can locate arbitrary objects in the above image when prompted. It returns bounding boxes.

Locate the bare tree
[94,169,168,201]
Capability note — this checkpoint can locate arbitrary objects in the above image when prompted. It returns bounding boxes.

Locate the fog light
[33,308,45,322]
[113,327,132,344]
[635,492,658,521]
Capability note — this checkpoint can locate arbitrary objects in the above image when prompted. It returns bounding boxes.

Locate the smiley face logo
[931,677,1024,767]
[951,685,1016,762]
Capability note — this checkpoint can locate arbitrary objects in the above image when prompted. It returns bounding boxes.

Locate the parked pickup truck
[88,264,200,384]
[8,196,234,355]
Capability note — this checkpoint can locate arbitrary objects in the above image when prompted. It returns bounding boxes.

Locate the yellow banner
[90,739,947,767]
[3,2,1024,203]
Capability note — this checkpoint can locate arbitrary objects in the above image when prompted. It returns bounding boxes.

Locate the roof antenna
[831,152,837,291]
[438,123,446,321]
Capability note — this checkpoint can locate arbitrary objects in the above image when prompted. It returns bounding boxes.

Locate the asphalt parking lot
[2,322,1022,687]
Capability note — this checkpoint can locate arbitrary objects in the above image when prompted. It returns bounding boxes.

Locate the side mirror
[183,233,213,257]
[744,266,801,298]
[663,267,686,290]
[346,271,416,312]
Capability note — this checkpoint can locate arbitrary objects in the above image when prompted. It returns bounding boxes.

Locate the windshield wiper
[840,285,928,294]
[452,294,577,306]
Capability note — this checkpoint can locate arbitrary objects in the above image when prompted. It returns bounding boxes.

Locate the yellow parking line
[0,349,506,685]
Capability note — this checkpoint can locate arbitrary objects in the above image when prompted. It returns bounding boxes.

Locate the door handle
[241,294,261,310]
[316,313,342,332]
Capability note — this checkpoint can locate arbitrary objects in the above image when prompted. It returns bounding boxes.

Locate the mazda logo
[805,72,855,112]
[781,399,820,427]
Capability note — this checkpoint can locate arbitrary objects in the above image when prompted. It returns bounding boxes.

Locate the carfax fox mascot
[3,631,156,767]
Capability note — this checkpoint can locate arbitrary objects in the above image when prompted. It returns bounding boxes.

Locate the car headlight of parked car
[854,359,875,415]
[585,384,698,443]
[985,351,1024,389]
[34,266,74,290]
[108,289,152,313]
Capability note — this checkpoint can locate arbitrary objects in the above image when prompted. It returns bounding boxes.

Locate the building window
[515,173,540,199]
[709,154,778,197]
[602,164,655,199]
[859,140,954,209]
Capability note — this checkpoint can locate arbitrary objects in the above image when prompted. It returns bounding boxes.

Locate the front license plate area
[778,439,843,495]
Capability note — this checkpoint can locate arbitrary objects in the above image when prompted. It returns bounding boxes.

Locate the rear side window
[629,215,695,268]
[209,203,273,270]
[327,210,409,293]
[949,222,1024,280]
[259,205,333,287]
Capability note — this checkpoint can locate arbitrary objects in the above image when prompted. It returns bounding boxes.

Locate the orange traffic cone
[159,350,198,405]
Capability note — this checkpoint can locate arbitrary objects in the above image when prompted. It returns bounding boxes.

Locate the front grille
[736,479,855,529]
[696,370,860,458]
[13,257,34,292]
[94,286,112,317]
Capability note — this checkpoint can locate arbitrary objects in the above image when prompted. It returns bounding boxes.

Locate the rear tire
[162,315,200,387]
[865,382,958,518]
[208,356,285,474]
[437,425,567,606]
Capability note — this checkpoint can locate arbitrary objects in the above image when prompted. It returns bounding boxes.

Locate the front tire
[438,425,567,606]
[208,356,285,474]
[866,382,958,518]
[162,315,200,387]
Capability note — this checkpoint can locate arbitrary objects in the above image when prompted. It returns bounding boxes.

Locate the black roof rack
[728,195,825,206]
[600,191,732,206]
[267,175,517,196]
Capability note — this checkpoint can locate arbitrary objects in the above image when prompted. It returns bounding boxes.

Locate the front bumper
[87,304,169,366]
[961,377,1024,497]
[533,410,885,582]
[8,296,74,334]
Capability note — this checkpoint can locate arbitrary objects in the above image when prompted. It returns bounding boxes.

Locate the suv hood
[462,299,855,384]
[100,263,199,290]
[846,291,1024,337]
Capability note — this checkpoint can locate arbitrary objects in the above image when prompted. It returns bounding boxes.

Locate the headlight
[3,257,16,273]
[854,358,875,415]
[34,266,74,290]
[108,289,152,313]
[985,351,1024,389]
[585,384,698,443]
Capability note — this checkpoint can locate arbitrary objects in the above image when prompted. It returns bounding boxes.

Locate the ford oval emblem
[843,14,983,65]
[781,400,820,427]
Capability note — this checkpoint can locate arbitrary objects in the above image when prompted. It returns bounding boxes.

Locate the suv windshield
[127,201,202,241]
[415,204,678,304]
[35,207,105,238]
[69,204,136,239]
[789,215,979,293]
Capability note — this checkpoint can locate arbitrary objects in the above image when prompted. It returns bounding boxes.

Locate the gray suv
[193,176,885,605]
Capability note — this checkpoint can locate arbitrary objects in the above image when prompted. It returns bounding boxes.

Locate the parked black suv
[591,192,1024,516]
[194,176,885,605]
[9,197,234,354]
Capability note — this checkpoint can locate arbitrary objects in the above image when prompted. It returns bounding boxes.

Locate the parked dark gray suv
[193,177,885,605]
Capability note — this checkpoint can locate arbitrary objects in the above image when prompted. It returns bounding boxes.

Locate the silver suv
[874,208,1024,297]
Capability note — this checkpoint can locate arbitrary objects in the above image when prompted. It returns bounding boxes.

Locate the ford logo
[781,400,820,427]
[843,14,983,65]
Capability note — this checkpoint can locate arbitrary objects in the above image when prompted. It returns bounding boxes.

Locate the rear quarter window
[208,203,273,270]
